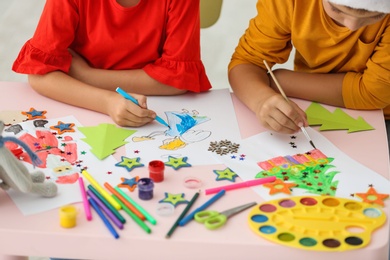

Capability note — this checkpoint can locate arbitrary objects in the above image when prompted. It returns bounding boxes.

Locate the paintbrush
[263,60,317,149]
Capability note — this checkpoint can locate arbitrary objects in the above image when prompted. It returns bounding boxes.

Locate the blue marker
[178,189,226,226]
[89,197,119,239]
[116,87,169,127]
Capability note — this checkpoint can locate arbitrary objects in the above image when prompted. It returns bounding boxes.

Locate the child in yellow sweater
[229,0,390,139]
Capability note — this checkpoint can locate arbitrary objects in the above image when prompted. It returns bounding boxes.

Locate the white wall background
[0,0,293,90]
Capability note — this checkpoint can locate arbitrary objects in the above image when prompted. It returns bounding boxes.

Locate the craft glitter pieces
[164,156,192,170]
[355,186,389,207]
[115,156,144,172]
[50,121,75,135]
[213,167,238,182]
[208,140,240,155]
[118,176,139,192]
[263,178,298,195]
[159,192,189,207]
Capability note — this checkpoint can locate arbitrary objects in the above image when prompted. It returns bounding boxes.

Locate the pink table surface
[0,82,389,260]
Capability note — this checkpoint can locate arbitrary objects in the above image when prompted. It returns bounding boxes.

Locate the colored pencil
[166,191,200,238]
[112,195,151,234]
[116,87,169,127]
[178,189,226,226]
[87,189,124,230]
[78,177,92,221]
[103,182,145,220]
[89,197,119,239]
[114,186,157,225]
[205,176,276,195]
[263,60,317,150]
[82,170,121,210]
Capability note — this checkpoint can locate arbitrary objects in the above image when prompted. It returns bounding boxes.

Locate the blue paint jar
[138,178,154,200]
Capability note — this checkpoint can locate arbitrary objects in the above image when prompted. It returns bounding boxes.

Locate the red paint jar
[148,160,165,182]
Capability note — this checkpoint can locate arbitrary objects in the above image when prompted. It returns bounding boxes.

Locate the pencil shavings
[208,140,240,155]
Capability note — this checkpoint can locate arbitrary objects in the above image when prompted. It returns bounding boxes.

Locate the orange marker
[104,182,145,221]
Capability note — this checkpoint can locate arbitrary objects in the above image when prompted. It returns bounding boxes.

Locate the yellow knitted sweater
[229,0,390,119]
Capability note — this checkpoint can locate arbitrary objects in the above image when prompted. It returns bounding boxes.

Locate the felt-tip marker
[116,87,169,127]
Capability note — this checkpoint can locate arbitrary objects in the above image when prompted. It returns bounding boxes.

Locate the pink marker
[78,177,92,221]
[205,176,277,195]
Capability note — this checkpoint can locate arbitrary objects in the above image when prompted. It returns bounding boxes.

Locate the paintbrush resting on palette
[263,60,317,149]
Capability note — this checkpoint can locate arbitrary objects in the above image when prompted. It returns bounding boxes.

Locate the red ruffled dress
[13,0,212,92]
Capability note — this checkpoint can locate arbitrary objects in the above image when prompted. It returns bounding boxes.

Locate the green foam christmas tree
[305,102,374,133]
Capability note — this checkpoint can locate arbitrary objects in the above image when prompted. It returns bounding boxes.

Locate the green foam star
[115,156,144,172]
[213,167,238,182]
[164,156,191,170]
[159,192,188,207]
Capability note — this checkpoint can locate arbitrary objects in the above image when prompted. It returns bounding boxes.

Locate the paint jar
[138,178,154,200]
[148,160,165,183]
[59,205,77,228]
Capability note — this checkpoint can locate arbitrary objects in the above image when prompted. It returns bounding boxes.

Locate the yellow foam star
[115,156,144,172]
[355,187,389,207]
[263,178,297,195]
[159,192,188,207]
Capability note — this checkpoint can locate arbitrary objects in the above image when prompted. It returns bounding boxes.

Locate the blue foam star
[159,192,188,207]
[115,156,144,172]
[164,156,191,170]
[22,108,47,120]
[213,168,238,182]
[50,121,75,134]
[118,176,139,192]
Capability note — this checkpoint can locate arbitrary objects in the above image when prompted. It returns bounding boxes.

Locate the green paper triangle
[78,123,137,160]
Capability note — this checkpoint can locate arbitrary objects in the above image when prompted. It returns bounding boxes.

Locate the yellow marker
[81,170,121,210]
[59,205,77,228]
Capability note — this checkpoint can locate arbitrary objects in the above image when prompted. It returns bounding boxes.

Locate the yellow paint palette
[248,196,386,251]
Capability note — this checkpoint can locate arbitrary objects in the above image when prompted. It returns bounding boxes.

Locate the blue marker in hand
[116,87,169,127]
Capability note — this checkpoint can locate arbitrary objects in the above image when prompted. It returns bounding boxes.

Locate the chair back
[200,0,223,28]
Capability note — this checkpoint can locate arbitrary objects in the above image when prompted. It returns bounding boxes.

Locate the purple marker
[87,190,124,229]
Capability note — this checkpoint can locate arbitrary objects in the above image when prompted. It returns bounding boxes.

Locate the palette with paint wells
[248,196,386,251]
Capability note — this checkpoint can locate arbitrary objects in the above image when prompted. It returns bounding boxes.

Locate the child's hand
[255,93,307,134]
[107,92,157,127]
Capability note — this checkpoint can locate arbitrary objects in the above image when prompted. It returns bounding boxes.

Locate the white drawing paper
[3,116,123,215]
[124,89,241,166]
[209,128,390,203]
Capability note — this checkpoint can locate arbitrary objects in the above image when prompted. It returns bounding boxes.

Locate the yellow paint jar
[59,205,77,228]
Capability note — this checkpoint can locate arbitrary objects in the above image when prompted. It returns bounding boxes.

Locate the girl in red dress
[13,0,212,127]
